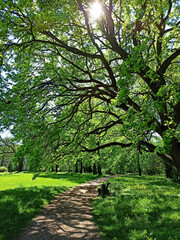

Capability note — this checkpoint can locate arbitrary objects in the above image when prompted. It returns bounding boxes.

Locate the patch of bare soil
[19,177,112,240]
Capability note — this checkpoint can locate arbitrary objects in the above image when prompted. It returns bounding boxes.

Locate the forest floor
[18,176,112,240]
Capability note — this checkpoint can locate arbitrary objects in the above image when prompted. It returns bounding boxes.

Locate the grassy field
[93,175,180,240]
[0,172,99,240]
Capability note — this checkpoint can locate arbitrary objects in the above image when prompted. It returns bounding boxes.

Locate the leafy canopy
[0,0,180,171]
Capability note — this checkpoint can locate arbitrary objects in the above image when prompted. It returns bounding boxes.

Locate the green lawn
[0,172,99,240]
[93,175,180,240]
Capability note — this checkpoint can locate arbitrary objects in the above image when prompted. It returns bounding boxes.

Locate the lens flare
[89,2,102,19]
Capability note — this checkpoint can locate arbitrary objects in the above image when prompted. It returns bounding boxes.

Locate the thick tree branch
[159,48,180,74]
[81,142,132,152]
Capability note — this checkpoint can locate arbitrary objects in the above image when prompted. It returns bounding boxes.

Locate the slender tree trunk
[137,147,142,176]
[137,154,142,176]
[98,165,102,175]
[93,163,97,175]
[0,157,4,166]
[97,141,102,175]
[80,160,83,174]
[18,158,24,172]
[55,164,59,173]
[75,161,78,173]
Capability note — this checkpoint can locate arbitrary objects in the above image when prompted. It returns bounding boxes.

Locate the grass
[0,172,100,240]
[93,175,180,240]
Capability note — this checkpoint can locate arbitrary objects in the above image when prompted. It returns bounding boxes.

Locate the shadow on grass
[127,174,180,189]
[93,175,180,240]
[38,172,100,184]
[0,186,67,240]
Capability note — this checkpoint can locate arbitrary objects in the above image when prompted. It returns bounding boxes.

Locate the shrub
[0,166,8,172]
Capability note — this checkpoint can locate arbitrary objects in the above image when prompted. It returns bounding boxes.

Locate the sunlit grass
[0,172,99,240]
[93,175,180,240]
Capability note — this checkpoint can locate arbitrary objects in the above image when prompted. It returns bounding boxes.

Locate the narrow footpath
[19,177,112,240]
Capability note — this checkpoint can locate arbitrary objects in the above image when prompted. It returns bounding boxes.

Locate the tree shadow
[117,174,180,189]
[0,186,67,240]
[38,172,100,184]
[93,175,180,240]
[18,183,102,240]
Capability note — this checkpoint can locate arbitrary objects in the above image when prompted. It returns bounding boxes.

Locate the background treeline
[0,136,167,177]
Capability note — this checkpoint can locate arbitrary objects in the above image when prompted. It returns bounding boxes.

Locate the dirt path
[19,177,112,240]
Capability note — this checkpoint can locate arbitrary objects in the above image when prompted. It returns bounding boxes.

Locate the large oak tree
[0,0,180,172]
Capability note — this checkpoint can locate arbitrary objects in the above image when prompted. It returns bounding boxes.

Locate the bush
[0,166,8,172]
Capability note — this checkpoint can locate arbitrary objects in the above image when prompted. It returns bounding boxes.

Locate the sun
[89,2,102,19]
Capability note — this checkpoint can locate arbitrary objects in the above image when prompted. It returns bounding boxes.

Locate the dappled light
[0,172,101,240]
[0,186,68,240]
[93,175,180,240]
[19,177,110,240]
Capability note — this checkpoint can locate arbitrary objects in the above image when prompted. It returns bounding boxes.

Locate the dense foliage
[0,136,26,171]
[0,0,179,171]
[100,146,165,175]
[0,137,15,169]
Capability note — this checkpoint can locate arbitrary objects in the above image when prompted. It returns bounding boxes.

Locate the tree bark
[75,161,78,173]
[93,163,97,175]
[137,151,142,176]
[98,165,102,175]
[55,164,59,173]
[165,163,173,178]
[18,159,24,172]
[137,146,142,176]
[170,138,180,174]
[80,160,83,174]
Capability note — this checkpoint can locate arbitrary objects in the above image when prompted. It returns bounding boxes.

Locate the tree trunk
[98,165,102,175]
[55,164,59,173]
[75,161,78,173]
[87,166,92,172]
[97,141,102,175]
[170,138,180,174]
[93,163,97,175]
[165,163,173,178]
[137,158,142,176]
[80,160,83,174]
[137,147,142,176]
[18,159,24,172]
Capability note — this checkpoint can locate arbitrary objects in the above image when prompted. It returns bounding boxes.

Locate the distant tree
[0,136,16,168]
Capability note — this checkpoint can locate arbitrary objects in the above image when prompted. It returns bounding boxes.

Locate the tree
[0,0,180,172]
[0,136,17,170]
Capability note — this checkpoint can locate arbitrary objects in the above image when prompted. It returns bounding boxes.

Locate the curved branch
[139,140,173,166]
[81,142,132,152]
[86,119,123,136]
[159,48,180,74]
